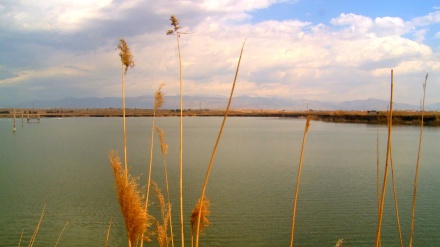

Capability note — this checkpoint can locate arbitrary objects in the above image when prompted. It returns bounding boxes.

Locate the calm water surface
[0,117,439,246]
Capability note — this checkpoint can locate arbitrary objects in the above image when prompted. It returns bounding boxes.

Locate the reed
[193,39,246,247]
[190,197,210,247]
[104,217,112,247]
[335,239,344,247]
[409,73,428,247]
[18,228,24,247]
[28,203,46,247]
[388,145,403,247]
[54,220,70,247]
[117,38,135,181]
[109,151,152,247]
[375,70,394,247]
[167,15,186,246]
[157,126,175,247]
[289,117,311,247]
[152,181,172,247]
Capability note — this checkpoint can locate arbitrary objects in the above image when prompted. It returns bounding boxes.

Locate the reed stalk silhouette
[109,151,152,247]
[28,203,46,247]
[389,145,403,247]
[289,117,311,247]
[117,38,134,181]
[193,39,246,247]
[104,217,112,247]
[152,181,172,247]
[157,126,175,247]
[141,83,164,247]
[54,220,70,247]
[167,15,186,246]
[190,197,210,247]
[375,70,394,247]
[409,73,428,247]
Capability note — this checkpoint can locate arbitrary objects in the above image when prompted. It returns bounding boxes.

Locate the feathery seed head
[109,151,153,243]
[167,15,180,35]
[156,127,169,157]
[154,83,165,111]
[117,39,135,74]
[190,196,211,235]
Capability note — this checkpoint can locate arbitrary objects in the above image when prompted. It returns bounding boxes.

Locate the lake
[0,117,439,246]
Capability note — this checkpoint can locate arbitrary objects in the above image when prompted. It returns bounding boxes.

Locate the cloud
[1,0,439,107]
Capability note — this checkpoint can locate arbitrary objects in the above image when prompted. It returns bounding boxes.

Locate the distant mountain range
[9,95,439,111]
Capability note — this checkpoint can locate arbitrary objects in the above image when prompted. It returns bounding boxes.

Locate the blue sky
[1,0,439,107]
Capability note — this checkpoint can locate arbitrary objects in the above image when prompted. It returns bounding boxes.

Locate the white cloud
[1,0,440,106]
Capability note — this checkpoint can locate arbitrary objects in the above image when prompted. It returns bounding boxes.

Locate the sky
[1,0,440,107]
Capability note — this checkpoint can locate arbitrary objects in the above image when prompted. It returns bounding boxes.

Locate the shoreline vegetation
[1,108,440,126]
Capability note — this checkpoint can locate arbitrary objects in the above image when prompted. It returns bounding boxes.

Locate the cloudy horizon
[1,0,439,107]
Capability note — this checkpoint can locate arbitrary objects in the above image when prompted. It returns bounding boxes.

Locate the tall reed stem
[105,217,113,247]
[194,39,246,247]
[409,73,428,247]
[289,117,311,247]
[29,203,46,247]
[375,70,394,247]
[122,64,128,181]
[389,145,403,247]
[55,220,70,247]
[176,32,185,247]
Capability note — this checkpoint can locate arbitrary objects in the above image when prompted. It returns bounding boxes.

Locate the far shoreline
[1,108,439,126]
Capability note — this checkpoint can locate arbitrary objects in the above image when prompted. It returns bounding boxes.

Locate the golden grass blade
[389,146,403,247]
[375,70,394,247]
[18,228,24,247]
[177,31,185,247]
[409,73,428,247]
[109,151,152,246]
[156,126,174,247]
[153,181,172,247]
[117,38,134,181]
[54,220,70,247]
[289,117,311,247]
[104,217,113,247]
[194,39,246,247]
[335,239,344,247]
[141,84,164,247]
[190,197,210,247]
[28,203,46,247]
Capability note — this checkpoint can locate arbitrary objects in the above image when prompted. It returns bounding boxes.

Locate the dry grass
[104,217,112,247]
[152,181,172,247]
[409,73,428,247]
[193,39,246,247]
[109,151,153,246]
[375,70,394,246]
[28,203,46,247]
[54,220,70,247]
[157,126,175,247]
[289,117,311,247]
[190,196,210,247]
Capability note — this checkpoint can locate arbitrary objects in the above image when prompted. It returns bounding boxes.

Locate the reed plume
[335,239,344,247]
[109,151,152,246]
[157,126,175,247]
[191,196,210,247]
[289,117,311,247]
[194,39,246,247]
[409,73,428,247]
[153,181,172,247]
[375,70,394,247]
[117,38,135,181]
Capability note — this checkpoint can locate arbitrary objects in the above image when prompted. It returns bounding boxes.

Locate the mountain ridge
[8,95,437,111]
